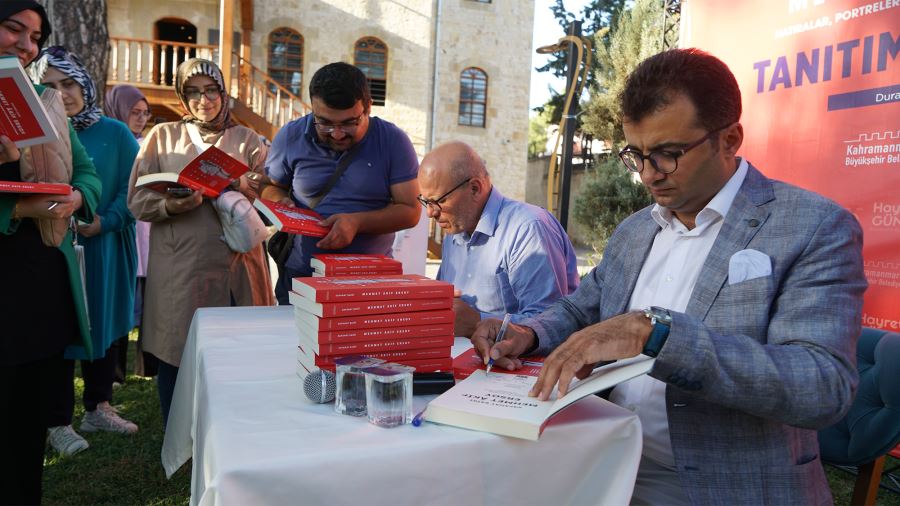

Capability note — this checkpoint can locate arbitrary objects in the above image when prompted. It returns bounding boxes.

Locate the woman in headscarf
[31,46,141,454]
[0,3,101,503]
[106,84,151,140]
[106,85,156,380]
[127,58,274,427]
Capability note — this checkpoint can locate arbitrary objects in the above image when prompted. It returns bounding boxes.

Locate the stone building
[106,0,535,202]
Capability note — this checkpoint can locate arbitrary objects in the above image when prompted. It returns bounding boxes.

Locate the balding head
[418,141,492,235]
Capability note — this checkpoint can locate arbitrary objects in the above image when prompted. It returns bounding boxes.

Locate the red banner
[682,0,900,331]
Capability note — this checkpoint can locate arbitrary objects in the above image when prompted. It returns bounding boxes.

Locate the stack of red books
[310,253,403,277]
[290,274,456,374]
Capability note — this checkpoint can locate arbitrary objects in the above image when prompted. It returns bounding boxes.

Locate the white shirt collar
[651,157,749,231]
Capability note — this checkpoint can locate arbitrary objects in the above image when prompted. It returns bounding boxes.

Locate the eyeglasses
[183,86,221,102]
[130,109,151,119]
[618,124,730,175]
[416,178,471,212]
[313,114,364,134]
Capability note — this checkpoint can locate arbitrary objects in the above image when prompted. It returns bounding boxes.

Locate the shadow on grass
[42,342,191,505]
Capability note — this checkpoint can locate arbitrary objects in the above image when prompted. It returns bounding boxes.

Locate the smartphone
[166,187,194,197]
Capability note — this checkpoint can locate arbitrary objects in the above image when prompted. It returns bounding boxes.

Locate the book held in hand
[135,146,249,198]
[0,180,71,195]
[0,56,59,147]
[425,354,655,441]
[253,199,331,237]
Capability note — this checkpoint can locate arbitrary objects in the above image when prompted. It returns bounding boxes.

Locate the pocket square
[728,249,771,285]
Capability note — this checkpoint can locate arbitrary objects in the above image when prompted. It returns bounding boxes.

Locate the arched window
[268,28,303,97]
[354,37,388,106]
[459,67,487,127]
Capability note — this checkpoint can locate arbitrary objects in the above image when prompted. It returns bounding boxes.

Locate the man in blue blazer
[473,48,867,504]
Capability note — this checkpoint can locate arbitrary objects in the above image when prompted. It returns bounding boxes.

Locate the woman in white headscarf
[127,58,274,427]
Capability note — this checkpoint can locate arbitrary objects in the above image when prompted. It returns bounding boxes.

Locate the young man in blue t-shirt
[262,62,420,303]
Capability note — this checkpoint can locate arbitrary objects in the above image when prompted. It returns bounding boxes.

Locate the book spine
[302,334,454,355]
[305,347,452,365]
[294,307,455,331]
[298,323,454,344]
[292,277,453,302]
[316,267,404,276]
[295,357,453,374]
[290,290,453,317]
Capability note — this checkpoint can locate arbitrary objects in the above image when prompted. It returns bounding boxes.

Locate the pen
[486,313,512,376]
[47,201,59,211]
[411,407,427,427]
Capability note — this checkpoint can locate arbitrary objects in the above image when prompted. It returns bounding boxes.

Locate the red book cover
[451,348,546,381]
[0,180,71,195]
[253,199,330,237]
[297,346,451,365]
[134,146,249,198]
[310,254,403,275]
[294,307,454,332]
[298,333,454,355]
[0,56,59,147]
[297,321,454,345]
[291,274,453,303]
[290,290,453,317]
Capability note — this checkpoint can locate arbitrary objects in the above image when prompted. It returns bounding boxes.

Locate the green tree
[582,0,679,146]
[528,108,553,160]
[43,0,109,108]
[572,155,652,252]
[533,0,625,123]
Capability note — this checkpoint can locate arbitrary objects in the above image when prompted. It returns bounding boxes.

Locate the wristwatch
[641,306,672,358]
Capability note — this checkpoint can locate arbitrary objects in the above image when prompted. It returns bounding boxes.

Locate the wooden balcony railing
[107,36,310,133]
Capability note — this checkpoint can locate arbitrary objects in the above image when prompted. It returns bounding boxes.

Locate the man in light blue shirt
[418,141,578,337]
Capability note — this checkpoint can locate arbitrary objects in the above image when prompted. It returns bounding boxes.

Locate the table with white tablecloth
[161,306,642,506]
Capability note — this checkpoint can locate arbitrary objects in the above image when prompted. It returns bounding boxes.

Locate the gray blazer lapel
[686,165,774,320]
[607,212,660,316]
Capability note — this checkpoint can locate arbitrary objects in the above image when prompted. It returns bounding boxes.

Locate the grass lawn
[39,337,900,505]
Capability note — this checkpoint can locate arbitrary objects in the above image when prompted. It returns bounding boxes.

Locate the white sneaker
[47,425,89,456]
[80,404,138,435]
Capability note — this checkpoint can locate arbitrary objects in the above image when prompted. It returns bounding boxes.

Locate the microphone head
[303,369,336,403]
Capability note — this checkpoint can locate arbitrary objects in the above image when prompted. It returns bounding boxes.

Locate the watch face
[650,306,673,325]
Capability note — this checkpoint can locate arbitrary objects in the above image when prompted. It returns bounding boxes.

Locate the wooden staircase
[107,36,310,140]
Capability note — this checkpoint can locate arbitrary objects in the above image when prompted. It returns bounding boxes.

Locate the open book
[425,354,654,441]
[253,199,331,237]
[135,146,248,198]
[0,56,59,147]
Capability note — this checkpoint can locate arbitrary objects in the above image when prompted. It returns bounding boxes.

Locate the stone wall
[107,0,535,202]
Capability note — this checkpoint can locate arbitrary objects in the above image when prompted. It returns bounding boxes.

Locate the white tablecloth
[161,306,642,506]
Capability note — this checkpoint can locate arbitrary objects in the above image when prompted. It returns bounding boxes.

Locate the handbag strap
[308,143,362,209]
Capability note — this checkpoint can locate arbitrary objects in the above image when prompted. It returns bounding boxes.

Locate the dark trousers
[0,353,65,505]
[46,345,118,427]
[132,277,158,377]
[275,265,308,305]
[109,336,129,384]
[157,358,179,430]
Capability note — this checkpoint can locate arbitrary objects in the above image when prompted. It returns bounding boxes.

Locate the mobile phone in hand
[166,187,194,197]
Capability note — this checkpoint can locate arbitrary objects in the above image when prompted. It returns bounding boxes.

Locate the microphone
[303,369,336,403]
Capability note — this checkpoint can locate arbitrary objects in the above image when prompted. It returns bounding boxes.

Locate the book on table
[289,290,452,318]
[425,354,655,441]
[298,331,454,356]
[293,307,455,333]
[296,345,452,371]
[135,146,249,198]
[0,180,71,195]
[291,274,453,303]
[253,199,331,237]
[0,56,60,148]
[451,347,545,381]
[311,254,403,276]
[296,318,454,345]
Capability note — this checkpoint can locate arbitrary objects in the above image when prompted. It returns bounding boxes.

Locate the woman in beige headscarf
[127,58,274,427]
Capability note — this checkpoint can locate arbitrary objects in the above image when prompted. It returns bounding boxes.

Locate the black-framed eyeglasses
[314,114,364,134]
[618,124,731,175]
[184,86,221,102]
[416,178,471,212]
